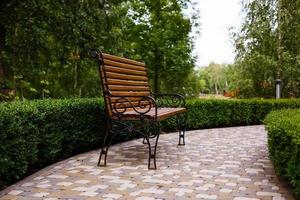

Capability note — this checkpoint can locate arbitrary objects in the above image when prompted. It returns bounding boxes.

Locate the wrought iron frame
[90,49,187,169]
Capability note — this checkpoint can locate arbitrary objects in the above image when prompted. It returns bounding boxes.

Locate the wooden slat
[156,108,186,120]
[105,72,148,81]
[119,107,187,121]
[111,101,152,108]
[103,53,145,67]
[98,52,155,119]
[104,65,147,76]
[106,78,149,86]
[103,59,146,72]
[108,85,150,91]
[110,91,150,97]
[109,97,149,102]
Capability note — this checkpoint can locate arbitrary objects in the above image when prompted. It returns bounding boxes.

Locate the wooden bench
[90,49,187,169]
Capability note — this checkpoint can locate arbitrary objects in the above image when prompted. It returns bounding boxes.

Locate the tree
[0,0,200,100]
[122,0,200,95]
[0,0,129,99]
[198,63,230,95]
[0,0,13,100]
[232,0,300,98]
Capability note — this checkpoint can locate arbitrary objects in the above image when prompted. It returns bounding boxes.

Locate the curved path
[0,126,295,200]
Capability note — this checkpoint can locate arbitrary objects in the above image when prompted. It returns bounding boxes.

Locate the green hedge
[184,99,300,129]
[0,99,105,189]
[1,98,300,189]
[264,109,300,196]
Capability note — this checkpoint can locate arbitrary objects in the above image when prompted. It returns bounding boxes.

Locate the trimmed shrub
[0,103,39,189]
[0,98,105,189]
[264,109,300,196]
[33,99,106,166]
[184,99,300,130]
[1,98,300,189]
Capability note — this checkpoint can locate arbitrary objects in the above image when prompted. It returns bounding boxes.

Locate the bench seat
[112,107,186,121]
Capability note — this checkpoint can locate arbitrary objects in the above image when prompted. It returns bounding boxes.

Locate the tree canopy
[232,0,300,98]
[0,0,200,100]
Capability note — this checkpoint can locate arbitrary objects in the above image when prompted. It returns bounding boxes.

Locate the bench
[90,49,187,169]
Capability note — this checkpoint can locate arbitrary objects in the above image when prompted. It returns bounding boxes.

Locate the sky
[193,0,242,67]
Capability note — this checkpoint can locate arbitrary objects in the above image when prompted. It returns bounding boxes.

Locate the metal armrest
[108,94,158,119]
[151,92,186,108]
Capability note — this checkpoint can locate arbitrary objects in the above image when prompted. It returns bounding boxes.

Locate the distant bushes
[264,109,300,196]
[184,99,300,129]
[1,98,300,189]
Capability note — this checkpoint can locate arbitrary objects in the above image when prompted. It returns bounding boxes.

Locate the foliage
[1,0,131,99]
[198,63,243,96]
[183,68,203,97]
[184,98,300,129]
[232,0,300,98]
[0,98,105,189]
[0,0,200,100]
[264,109,300,196]
[0,102,39,189]
[198,63,227,94]
[2,97,300,189]
[122,0,200,94]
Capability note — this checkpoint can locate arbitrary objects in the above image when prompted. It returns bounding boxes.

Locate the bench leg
[98,120,117,167]
[143,121,160,169]
[177,112,187,145]
[142,137,147,144]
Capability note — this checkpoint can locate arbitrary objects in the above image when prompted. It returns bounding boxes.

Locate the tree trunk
[214,83,218,94]
[154,48,160,93]
[0,1,9,91]
[74,62,78,96]
[277,0,283,78]
[153,0,162,94]
[0,24,6,88]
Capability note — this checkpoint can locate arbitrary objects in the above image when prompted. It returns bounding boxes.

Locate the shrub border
[264,109,300,196]
[1,98,300,189]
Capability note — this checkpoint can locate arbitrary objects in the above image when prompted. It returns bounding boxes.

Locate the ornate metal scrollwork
[111,95,157,119]
[153,93,186,108]
[89,49,104,64]
[137,120,160,169]
[175,112,187,145]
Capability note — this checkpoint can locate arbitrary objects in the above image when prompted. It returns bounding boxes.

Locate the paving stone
[135,197,156,200]
[273,197,285,200]
[56,182,73,186]
[220,188,232,193]
[0,126,295,200]
[31,192,50,197]
[7,190,23,196]
[47,175,68,179]
[256,191,282,197]
[79,191,98,197]
[196,193,218,199]
[21,182,34,187]
[75,180,90,184]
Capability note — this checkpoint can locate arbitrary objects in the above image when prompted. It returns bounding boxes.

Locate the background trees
[196,0,300,99]
[1,0,123,99]
[2,0,299,100]
[232,0,300,98]
[0,0,200,100]
[117,0,200,94]
[197,63,240,96]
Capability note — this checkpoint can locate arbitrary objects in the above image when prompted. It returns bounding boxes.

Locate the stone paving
[0,125,295,200]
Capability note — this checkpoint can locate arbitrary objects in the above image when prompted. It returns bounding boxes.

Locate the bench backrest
[92,51,151,117]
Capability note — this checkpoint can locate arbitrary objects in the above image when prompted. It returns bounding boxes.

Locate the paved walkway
[0,126,295,200]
